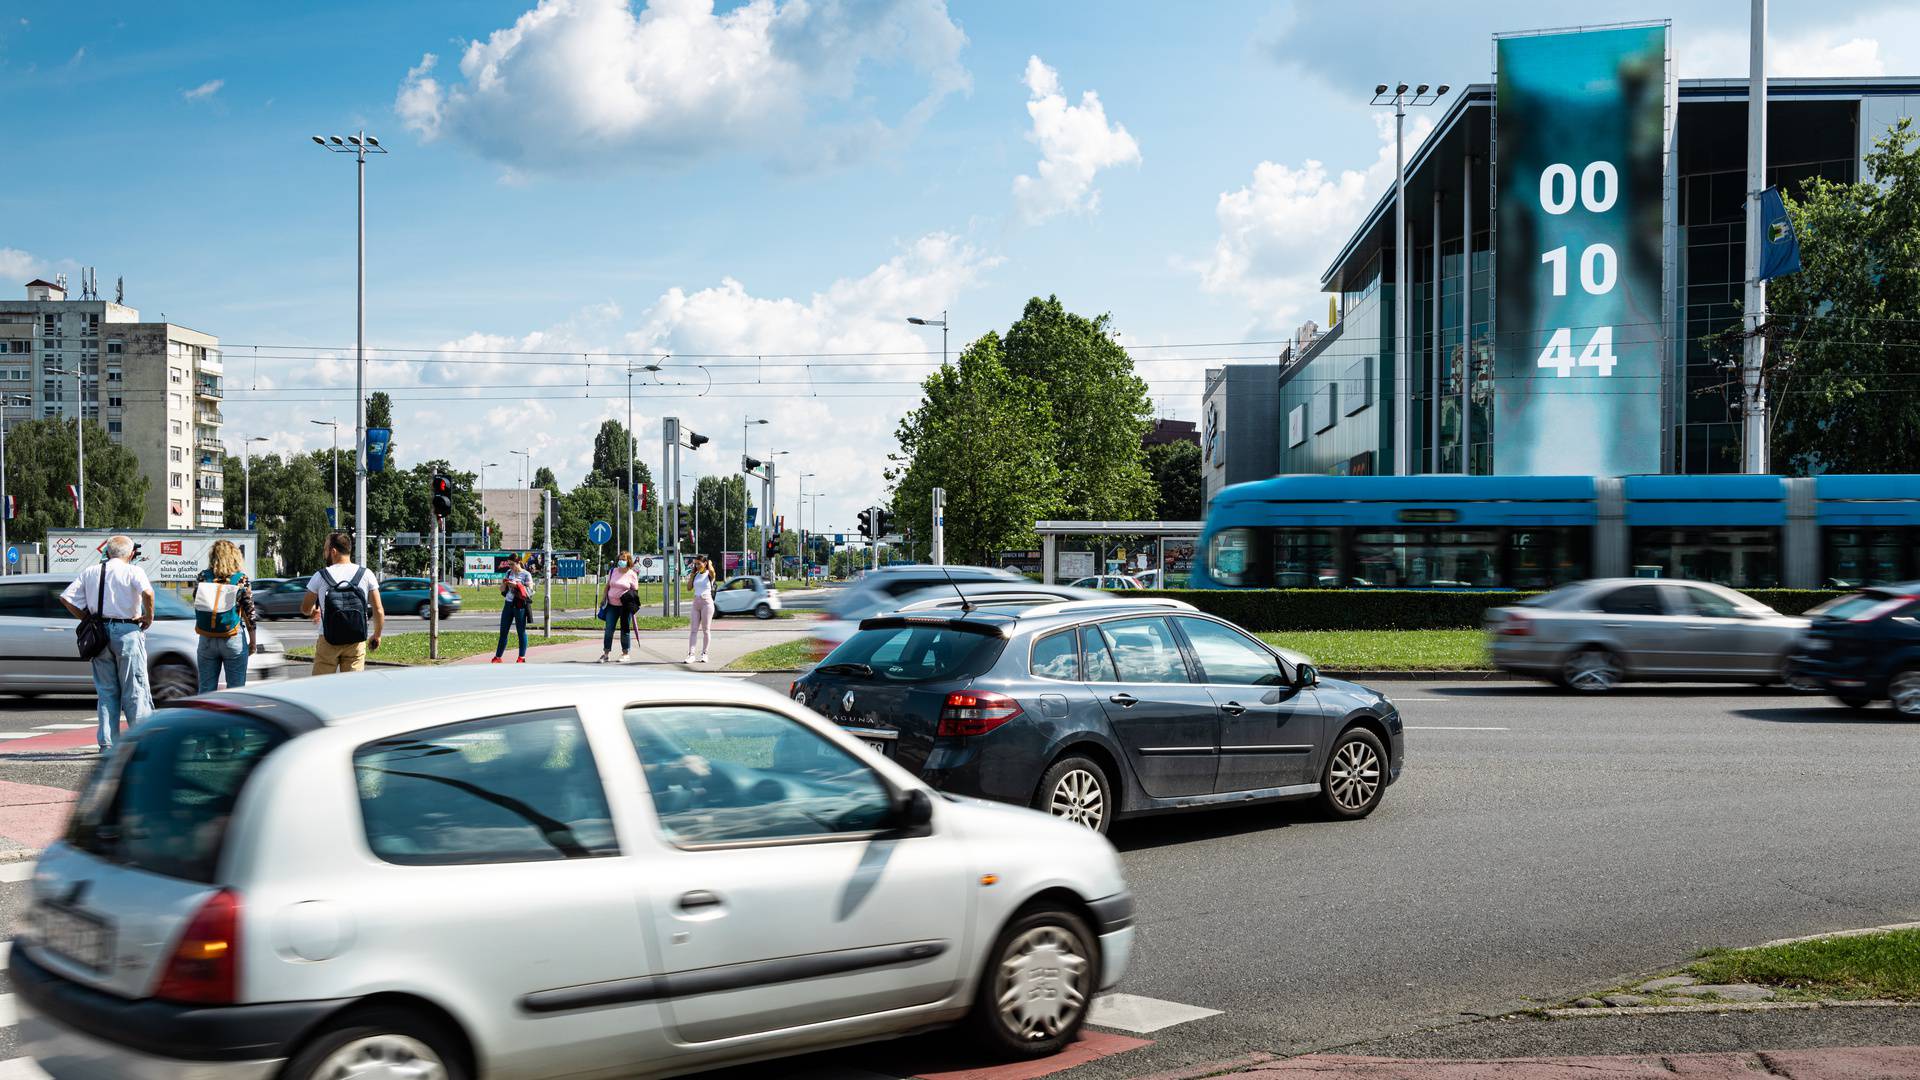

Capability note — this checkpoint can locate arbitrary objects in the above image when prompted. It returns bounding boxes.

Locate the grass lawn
[1687,929,1920,1001]
[456,581,604,612]
[726,639,817,672]
[551,615,689,631]
[1257,630,1489,671]
[291,630,569,665]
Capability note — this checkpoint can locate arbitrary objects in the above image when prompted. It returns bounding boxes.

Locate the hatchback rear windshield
[1813,590,1913,621]
[66,709,289,884]
[823,622,1007,683]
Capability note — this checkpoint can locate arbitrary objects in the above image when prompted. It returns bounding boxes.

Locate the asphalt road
[1,678,1915,1078]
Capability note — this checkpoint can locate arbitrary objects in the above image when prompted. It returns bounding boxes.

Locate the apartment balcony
[197,454,224,472]
[197,432,224,453]
[197,494,225,514]
[197,353,223,375]
[195,406,222,425]
[195,380,223,400]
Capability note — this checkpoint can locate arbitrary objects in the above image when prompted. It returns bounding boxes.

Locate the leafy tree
[1145,439,1203,520]
[4,419,149,547]
[690,475,748,564]
[532,466,558,490]
[1001,296,1155,521]
[366,391,393,431]
[1736,118,1920,473]
[888,333,1064,564]
[224,451,329,575]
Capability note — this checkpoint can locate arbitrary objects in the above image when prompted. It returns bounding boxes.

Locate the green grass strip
[1688,929,1920,1001]
[1256,629,1490,671]
[726,639,817,672]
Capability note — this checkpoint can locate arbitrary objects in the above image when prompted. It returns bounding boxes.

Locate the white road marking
[0,735,40,742]
[0,862,33,882]
[0,1058,49,1079]
[1088,992,1222,1033]
[1388,697,1450,701]
[1406,726,1510,731]
[32,725,92,731]
[0,995,16,1029]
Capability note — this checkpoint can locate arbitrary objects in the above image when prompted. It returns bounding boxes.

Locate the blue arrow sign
[588,520,613,546]
[5,546,16,565]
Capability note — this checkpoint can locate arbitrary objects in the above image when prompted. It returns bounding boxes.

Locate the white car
[711,575,781,619]
[14,667,1133,1080]
[0,573,290,703]
[1067,575,1145,590]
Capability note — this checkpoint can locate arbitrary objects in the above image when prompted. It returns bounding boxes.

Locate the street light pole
[742,416,767,574]
[907,311,949,367]
[312,131,387,566]
[1370,82,1446,477]
[479,461,499,547]
[509,449,529,550]
[625,361,663,558]
[310,418,339,530]
[241,436,269,534]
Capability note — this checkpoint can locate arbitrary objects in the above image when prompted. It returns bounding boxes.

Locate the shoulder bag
[75,561,111,660]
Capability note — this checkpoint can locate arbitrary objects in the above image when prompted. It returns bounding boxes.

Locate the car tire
[755,602,774,620]
[1560,647,1622,693]
[416,603,432,619]
[282,1006,469,1080]
[1837,692,1874,710]
[148,661,196,705]
[1889,668,1920,719]
[1318,726,1388,820]
[966,904,1099,1059]
[1033,755,1112,834]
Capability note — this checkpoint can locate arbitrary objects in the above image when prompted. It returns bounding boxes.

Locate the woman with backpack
[492,555,535,664]
[599,551,640,663]
[193,539,258,692]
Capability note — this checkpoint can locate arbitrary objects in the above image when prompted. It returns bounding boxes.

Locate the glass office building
[1267,77,1920,477]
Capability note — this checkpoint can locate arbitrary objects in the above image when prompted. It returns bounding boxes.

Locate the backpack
[194,570,242,635]
[321,567,371,646]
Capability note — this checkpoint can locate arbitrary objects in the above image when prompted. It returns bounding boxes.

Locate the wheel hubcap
[1328,741,1381,812]
[150,665,195,704]
[310,1034,446,1080]
[1048,770,1104,830]
[1891,671,1920,717]
[995,925,1090,1041]
[1567,652,1618,691]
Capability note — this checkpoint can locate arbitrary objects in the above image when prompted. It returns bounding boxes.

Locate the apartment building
[0,277,223,529]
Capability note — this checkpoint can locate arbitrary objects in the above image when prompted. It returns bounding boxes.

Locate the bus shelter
[1032,521,1203,585]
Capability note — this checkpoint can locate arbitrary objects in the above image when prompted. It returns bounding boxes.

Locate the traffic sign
[5,546,16,565]
[394,532,423,548]
[326,507,336,527]
[588,520,613,546]
[449,531,477,547]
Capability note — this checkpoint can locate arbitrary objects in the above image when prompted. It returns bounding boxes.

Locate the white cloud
[0,248,44,283]
[182,78,224,102]
[1191,113,1431,333]
[1011,56,1140,224]
[395,0,969,171]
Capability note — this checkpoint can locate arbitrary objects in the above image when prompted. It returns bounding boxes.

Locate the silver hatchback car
[1486,578,1810,691]
[13,667,1132,1080]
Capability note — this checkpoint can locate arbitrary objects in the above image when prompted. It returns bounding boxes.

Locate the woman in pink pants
[685,556,716,664]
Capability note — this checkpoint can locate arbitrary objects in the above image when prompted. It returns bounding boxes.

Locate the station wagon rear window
[825,623,1006,683]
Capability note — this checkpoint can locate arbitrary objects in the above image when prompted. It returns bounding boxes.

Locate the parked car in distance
[0,573,291,703]
[1485,578,1810,692]
[381,576,463,619]
[713,574,782,619]
[1788,582,1920,716]
[793,598,1403,833]
[1068,575,1145,590]
[14,667,1133,1079]
[813,564,1027,657]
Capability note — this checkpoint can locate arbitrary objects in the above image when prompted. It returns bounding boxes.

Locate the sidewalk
[453,623,808,669]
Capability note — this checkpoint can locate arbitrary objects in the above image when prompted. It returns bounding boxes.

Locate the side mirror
[893,788,933,829]
[1294,662,1319,688]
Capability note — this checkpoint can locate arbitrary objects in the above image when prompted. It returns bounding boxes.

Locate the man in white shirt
[58,534,155,752]
[301,531,385,674]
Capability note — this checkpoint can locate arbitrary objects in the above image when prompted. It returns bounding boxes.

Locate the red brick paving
[1230,1046,1920,1078]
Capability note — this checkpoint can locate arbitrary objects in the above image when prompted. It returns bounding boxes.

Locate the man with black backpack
[301,531,385,675]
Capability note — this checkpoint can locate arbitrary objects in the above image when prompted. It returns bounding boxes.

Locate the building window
[7,342,25,354]
[170,447,183,462]
[169,393,183,410]
[105,370,120,382]
[106,341,122,354]
[170,472,184,490]
[42,407,55,419]
[171,420,183,436]
[107,421,121,436]
[169,367,183,384]
[107,396,122,408]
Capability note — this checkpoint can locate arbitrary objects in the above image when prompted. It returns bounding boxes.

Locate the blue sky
[3,0,1913,533]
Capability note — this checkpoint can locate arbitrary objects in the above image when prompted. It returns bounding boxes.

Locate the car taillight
[938,691,1024,737]
[1498,611,1533,636]
[154,889,240,1005]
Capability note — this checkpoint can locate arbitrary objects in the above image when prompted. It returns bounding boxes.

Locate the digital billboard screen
[1494,24,1669,475]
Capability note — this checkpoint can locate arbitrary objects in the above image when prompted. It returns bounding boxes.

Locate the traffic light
[687,430,710,450]
[874,509,893,537]
[430,471,453,519]
[857,508,873,538]
[743,456,761,471]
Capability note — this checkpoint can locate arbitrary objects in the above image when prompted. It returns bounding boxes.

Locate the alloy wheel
[308,1034,446,1080]
[994,924,1091,1042]
[1327,739,1381,813]
[1048,769,1105,830]
[1565,650,1619,692]
[1891,670,1920,718]
[149,663,196,705]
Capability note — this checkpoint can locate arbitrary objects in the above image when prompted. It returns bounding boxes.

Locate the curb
[1544,1000,1916,1019]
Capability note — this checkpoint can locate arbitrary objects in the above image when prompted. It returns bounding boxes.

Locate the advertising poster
[48,531,258,582]
[1494,23,1668,475]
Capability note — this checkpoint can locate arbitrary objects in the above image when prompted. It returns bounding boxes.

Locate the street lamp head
[1414,83,1429,95]
[347,136,362,146]
[366,136,380,147]
[328,136,345,146]
[311,135,326,145]
[1374,83,1388,95]
[1436,84,1450,96]
[1395,83,1409,95]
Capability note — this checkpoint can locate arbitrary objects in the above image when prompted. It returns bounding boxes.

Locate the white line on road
[32,725,92,731]
[0,863,32,882]
[0,994,16,1029]
[0,1058,48,1080]
[1088,993,1222,1033]
[1406,726,1510,731]
[0,735,39,742]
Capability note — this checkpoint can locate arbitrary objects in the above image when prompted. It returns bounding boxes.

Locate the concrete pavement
[451,620,810,667]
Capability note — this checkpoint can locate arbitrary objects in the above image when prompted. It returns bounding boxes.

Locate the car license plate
[38,904,112,972]
[862,738,891,756]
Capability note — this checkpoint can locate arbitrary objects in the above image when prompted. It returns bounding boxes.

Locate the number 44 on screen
[1535,326,1617,378]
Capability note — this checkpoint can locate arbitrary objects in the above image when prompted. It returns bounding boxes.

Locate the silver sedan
[1486,578,1809,691]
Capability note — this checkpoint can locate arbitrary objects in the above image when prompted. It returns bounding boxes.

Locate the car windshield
[1812,590,1903,620]
[822,622,1007,682]
[153,590,194,620]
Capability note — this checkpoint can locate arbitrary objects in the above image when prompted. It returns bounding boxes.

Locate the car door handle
[677,890,724,913]
[42,627,66,633]
[1109,693,1138,708]
[1219,701,1246,716]
[1602,623,1630,629]
[1685,625,1714,631]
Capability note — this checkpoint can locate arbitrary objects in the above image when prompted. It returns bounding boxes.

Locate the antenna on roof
[937,564,972,614]
[115,277,123,305]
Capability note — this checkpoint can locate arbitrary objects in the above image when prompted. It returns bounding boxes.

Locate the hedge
[1129,588,1849,632]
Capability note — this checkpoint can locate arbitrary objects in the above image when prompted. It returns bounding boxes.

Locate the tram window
[1630,528,1781,589]
[1352,530,1499,588]
[1823,528,1909,588]
[1507,529,1589,589]
[1273,529,1339,587]
[1208,528,1257,587]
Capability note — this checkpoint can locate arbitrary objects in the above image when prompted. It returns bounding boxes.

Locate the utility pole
[1742,0,1770,473]
[309,131,385,566]
[542,488,553,637]
[932,487,946,565]
[662,418,677,617]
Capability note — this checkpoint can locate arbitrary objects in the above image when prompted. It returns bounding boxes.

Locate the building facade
[0,279,224,529]
[1215,75,1920,481]
[1201,363,1281,504]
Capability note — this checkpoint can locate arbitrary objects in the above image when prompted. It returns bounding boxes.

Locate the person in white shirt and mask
[59,535,155,752]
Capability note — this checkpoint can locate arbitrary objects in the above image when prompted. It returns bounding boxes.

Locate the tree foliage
[888,332,1064,564]
[4,419,149,547]
[1145,439,1203,520]
[1753,118,1920,473]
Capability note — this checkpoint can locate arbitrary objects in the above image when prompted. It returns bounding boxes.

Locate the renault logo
[842,691,856,714]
